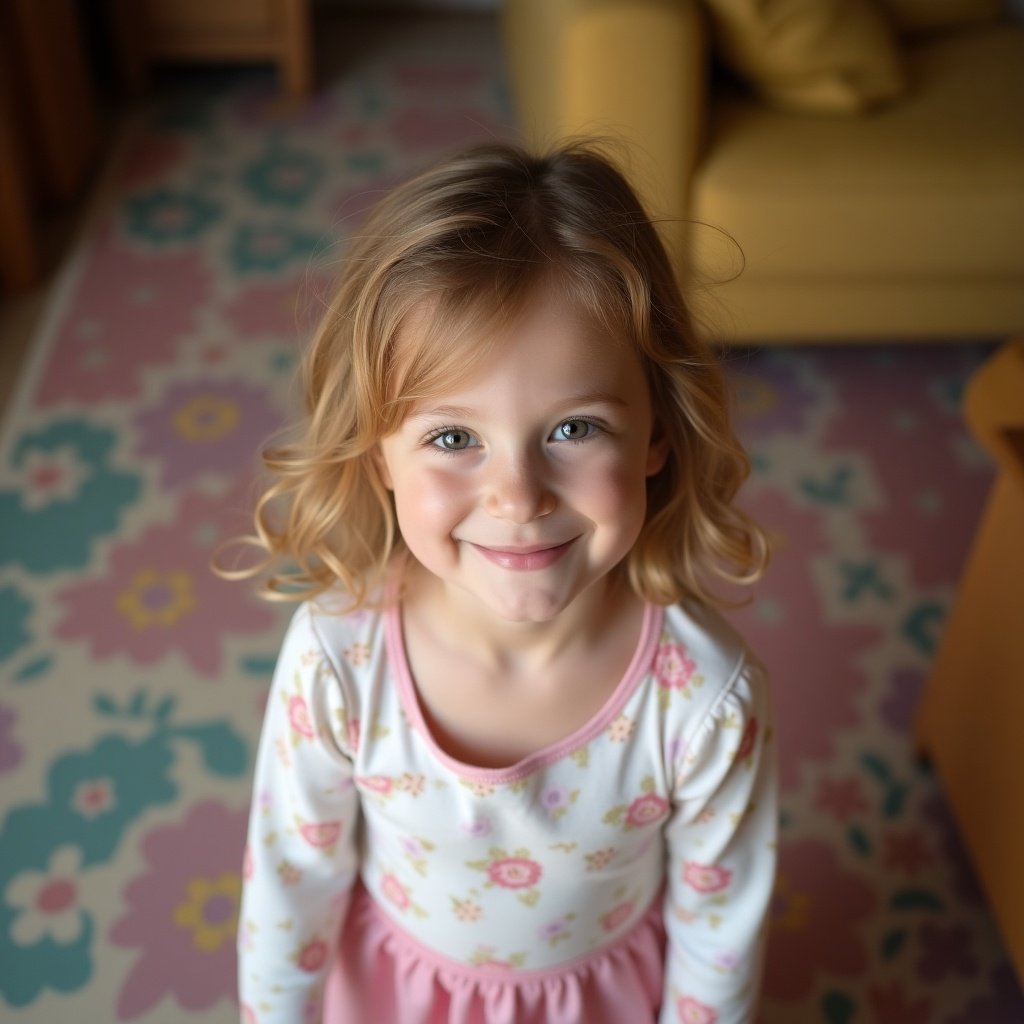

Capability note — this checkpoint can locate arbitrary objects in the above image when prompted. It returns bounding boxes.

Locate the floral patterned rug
[0,14,1021,1024]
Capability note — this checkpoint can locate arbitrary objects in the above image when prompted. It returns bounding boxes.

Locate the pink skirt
[323,883,666,1024]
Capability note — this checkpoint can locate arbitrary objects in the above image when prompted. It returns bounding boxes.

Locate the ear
[645,422,670,477]
[371,443,394,490]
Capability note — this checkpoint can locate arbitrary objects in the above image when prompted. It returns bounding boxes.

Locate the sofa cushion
[704,0,907,114]
[690,25,1024,284]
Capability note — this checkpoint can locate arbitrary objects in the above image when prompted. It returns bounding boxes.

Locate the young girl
[233,140,777,1024]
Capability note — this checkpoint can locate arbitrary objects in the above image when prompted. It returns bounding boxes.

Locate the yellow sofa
[502,0,1024,343]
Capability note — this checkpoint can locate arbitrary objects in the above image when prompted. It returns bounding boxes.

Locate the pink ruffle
[323,883,666,1023]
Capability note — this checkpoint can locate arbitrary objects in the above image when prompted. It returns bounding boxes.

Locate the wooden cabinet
[0,0,99,292]
[111,0,313,99]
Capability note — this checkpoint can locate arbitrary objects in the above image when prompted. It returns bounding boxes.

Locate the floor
[1,208,88,420]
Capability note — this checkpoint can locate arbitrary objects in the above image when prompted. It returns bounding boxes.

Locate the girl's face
[375,285,668,626]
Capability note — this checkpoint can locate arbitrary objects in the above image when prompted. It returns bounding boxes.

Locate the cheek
[392,466,475,534]
[566,456,648,524]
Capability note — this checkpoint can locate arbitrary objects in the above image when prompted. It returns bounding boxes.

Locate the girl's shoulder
[269,589,394,752]
[659,600,756,687]
[275,586,391,688]
[653,600,769,739]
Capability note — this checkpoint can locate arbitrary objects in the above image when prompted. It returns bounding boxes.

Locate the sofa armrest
[502,0,708,265]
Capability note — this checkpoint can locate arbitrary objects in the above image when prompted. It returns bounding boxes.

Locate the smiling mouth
[470,539,576,571]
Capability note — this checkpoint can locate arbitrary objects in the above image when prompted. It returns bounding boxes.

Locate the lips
[469,539,576,571]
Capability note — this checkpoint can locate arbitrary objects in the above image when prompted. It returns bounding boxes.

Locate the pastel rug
[0,15,1020,1024]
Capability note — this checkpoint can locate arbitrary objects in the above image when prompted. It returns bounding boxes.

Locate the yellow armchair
[502,0,1024,342]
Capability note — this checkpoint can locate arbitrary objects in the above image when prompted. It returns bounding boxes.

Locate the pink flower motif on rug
[0,705,24,774]
[882,828,933,877]
[109,800,246,1019]
[54,486,276,676]
[330,178,402,233]
[728,488,880,790]
[35,228,212,407]
[389,107,504,153]
[222,273,328,341]
[820,347,993,589]
[915,923,980,983]
[814,776,869,823]
[763,838,876,1001]
[134,378,281,489]
[866,980,933,1024]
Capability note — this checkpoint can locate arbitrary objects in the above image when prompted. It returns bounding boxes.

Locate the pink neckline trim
[384,599,663,784]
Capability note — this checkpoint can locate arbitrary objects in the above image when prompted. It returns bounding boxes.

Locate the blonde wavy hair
[218,139,767,609]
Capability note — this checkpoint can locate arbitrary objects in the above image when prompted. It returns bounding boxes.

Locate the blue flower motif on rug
[242,145,326,208]
[124,189,223,247]
[229,223,325,274]
[0,420,141,573]
[0,691,248,1007]
[0,585,32,662]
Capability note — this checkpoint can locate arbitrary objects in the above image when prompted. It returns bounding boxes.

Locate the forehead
[395,274,632,367]
[396,283,650,412]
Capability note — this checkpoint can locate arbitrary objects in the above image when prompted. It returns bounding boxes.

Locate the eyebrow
[407,392,630,422]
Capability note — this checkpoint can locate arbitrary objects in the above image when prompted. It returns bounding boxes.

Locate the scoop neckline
[384,598,664,784]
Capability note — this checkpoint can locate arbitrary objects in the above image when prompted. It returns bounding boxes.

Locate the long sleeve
[238,604,361,1024]
[660,659,778,1024]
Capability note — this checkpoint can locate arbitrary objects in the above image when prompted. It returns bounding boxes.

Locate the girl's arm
[238,605,361,1023]
[661,659,778,1024]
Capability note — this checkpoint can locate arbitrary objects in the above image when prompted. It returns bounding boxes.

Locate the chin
[481,587,579,624]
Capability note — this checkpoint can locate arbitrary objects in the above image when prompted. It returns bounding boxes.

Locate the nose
[482,450,556,524]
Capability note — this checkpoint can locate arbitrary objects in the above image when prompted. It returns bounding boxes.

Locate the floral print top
[238,593,777,1024]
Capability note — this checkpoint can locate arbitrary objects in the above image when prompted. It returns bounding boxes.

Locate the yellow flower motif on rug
[117,570,196,628]
[173,873,241,953]
[172,395,240,442]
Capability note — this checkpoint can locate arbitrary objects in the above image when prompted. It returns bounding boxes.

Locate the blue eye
[552,419,597,442]
[429,428,477,451]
